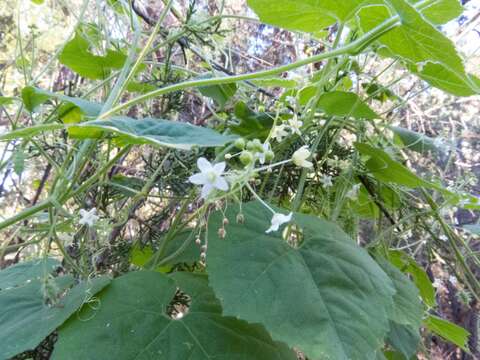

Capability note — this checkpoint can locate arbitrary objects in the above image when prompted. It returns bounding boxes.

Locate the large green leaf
[317,91,378,120]
[59,32,126,79]
[69,117,237,149]
[377,259,423,328]
[410,0,463,24]
[207,201,395,360]
[0,258,60,290]
[358,0,463,71]
[247,0,367,33]
[0,275,110,359]
[53,271,295,360]
[357,0,477,95]
[424,315,470,351]
[414,63,480,97]
[355,143,433,188]
[386,322,420,359]
[0,117,236,150]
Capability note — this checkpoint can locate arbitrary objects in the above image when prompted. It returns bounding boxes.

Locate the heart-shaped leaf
[207,201,395,359]
[53,271,295,360]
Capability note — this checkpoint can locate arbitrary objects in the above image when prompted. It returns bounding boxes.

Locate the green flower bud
[234,138,246,150]
[240,150,254,165]
[248,139,263,153]
[265,150,275,162]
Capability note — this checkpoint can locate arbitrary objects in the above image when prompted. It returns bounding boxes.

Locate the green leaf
[53,271,296,360]
[230,101,274,140]
[423,315,470,351]
[130,231,201,268]
[109,174,146,197]
[197,75,237,108]
[21,86,50,112]
[0,258,60,290]
[0,96,15,106]
[389,250,436,308]
[355,143,433,188]
[391,126,440,154]
[317,91,378,120]
[414,62,480,97]
[359,0,463,71]
[386,322,420,359]
[207,200,395,360]
[59,32,126,79]
[21,86,102,117]
[69,117,236,150]
[0,123,64,141]
[0,275,110,359]
[247,0,367,33]
[377,259,423,328]
[30,0,44,4]
[350,185,380,219]
[410,0,463,24]
[357,0,476,95]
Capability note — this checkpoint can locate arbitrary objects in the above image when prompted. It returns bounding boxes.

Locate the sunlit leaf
[424,315,470,351]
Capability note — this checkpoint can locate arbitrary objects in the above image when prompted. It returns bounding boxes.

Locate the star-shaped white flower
[189,157,229,199]
[266,212,293,233]
[345,184,361,200]
[272,125,289,142]
[79,208,99,226]
[288,116,303,135]
[320,174,333,188]
[292,146,313,168]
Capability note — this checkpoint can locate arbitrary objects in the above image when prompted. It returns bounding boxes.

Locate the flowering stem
[245,183,276,215]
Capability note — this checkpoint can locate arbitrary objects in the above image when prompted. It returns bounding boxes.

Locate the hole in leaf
[282,223,304,248]
[167,289,191,320]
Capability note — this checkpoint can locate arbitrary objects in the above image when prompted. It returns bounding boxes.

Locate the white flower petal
[214,177,229,191]
[266,212,293,233]
[213,162,226,174]
[189,173,207,185]
[201,183,214,199]
[197,157,212,172]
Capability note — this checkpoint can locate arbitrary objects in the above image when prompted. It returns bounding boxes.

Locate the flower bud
[240,151,254,165]
[236,213,245,224]
[218,227,226,239]
[234,138,246,150]
[265,150,275,162]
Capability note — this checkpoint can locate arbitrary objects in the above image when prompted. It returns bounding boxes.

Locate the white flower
[432,278,442,288]
[285,96,297,106]
[292,146,313,168]
[346,184,361,200]
[188,157,229,199]
[79,208,99,227]
[266,212,293,233]
[255,143,271,164]
[449,275,458,285]
[288,116,303,135]
[320,174,333,188]
[272,125,289,142]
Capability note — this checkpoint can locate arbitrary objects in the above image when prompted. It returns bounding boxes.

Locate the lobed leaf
[207,200,396,359]
[52,271,296,360]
